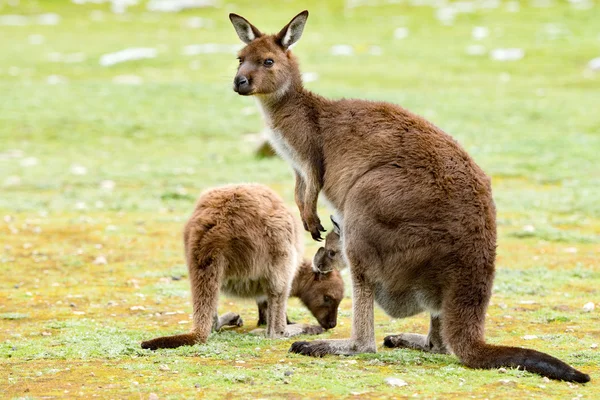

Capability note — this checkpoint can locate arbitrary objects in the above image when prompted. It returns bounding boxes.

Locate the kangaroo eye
[237,57,243,65]
[263,58,274,67]
[327,250,336,258]
[323,295,332,304]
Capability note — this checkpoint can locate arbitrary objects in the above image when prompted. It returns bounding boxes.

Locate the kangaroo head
[313,216,345,273]
[229,10,308,97]
[299,269,344,330]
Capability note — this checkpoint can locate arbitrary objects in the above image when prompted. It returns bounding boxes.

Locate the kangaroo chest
[266,127,309,180]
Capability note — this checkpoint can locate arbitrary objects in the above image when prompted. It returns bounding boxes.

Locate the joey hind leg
[383,314,449,354]
[257,299,293,326]
[214,311,244,331]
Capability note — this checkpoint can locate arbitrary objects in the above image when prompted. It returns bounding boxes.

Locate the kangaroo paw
[289,339,374,357]
[384,333,449,354]
[284,323,324,337]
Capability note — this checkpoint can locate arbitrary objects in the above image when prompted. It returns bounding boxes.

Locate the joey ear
[330,215,341,235]
[229,13,262,44]
[276,10,309,50]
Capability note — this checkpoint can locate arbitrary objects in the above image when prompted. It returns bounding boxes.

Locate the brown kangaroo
[141,183,340,350]
[256,259,344,329]
[312,216,345,274]
[228,11,590,382]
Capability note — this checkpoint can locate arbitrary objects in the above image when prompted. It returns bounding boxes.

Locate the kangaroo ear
[330,215,341,235]
[276,10,309,50]
[229,13,262,44]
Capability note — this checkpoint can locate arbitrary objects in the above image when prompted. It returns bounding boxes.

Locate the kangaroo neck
[256,83,311,130]
[290,259,313,298]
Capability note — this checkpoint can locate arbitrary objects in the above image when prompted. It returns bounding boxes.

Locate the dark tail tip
[460,343,591,383]
[568,370,591,384]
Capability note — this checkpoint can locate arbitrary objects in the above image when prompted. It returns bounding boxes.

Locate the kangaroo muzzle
[233,75,252,95]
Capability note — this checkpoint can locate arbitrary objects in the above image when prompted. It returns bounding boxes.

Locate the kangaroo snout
[233,75,252,95]
[322,319,336,330]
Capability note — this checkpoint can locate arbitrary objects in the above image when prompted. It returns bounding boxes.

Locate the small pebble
[582,302,594,312]
[498,367,507,373]
[385,377,408,387]
[523,335,538,340]
[591,343,598,349]
[93,256,107,265]
[159,364,169,371]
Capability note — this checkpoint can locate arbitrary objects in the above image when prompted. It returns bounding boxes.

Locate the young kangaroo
[228,12,590,382]
[256,260,344,329]
[141,184,333,350]
[312,216,345,274]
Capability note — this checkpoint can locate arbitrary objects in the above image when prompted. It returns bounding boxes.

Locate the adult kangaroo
[228,11,590,382]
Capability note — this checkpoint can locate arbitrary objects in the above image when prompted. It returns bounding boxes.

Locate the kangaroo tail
[141,221,224,351]
[457,342,590,383]
[141,333,200,350]
[443,264,590,383]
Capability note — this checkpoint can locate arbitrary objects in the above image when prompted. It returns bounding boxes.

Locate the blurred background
[1,0,599,397]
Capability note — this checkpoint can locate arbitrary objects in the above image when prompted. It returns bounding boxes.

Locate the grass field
[1,0,599,398]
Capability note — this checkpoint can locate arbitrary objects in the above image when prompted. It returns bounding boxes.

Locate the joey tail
[141,333,199,350]
[140,227,223,350]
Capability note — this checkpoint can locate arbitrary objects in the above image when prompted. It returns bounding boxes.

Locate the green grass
[1,0,599,398]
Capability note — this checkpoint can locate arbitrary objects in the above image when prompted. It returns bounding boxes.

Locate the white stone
[182,44,240,56]
[472,26,489,40]
[490,48,524,61]
[588,57,600,71]
[522,335,538,340]
[20,157,38,167]
[112,74,143,84]
[47,75,68,85]
[523,224,535,232]
[302,72,319,83]
[28,34,45,45]
[93,255,107,265]
[330,45,354,56]
[70,164,88,175]
[465,45,486,56]
[147,0,216,12]
[394,27,409,40]
[385,377,408,387]
[583,302,595,312]
[99,48,157,67]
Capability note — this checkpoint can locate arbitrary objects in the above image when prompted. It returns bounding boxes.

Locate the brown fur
[256,259,343,329]
[312,216,345,274]
[141,183,340,350]
[228,11,590,383]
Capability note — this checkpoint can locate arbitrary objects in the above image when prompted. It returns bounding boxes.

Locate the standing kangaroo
[141,184,340,350]
[228,11,590,382]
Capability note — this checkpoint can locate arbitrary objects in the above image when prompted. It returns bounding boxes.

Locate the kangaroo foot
[284,323,324,337]
[215,312,244,331]
[383,333,449,354]
[289,339,375,357]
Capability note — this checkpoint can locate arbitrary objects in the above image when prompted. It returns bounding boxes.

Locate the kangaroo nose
[234,75,249,87]
[233,75,251,95]
[326,320,337,329]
